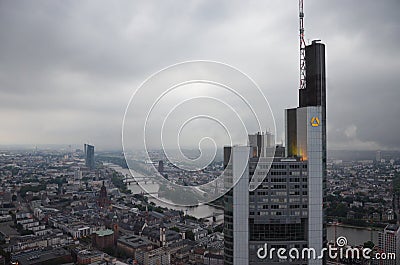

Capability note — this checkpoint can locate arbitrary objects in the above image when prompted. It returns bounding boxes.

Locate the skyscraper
[376,150,382,163]
[224,133,310,265]
[285,40,327,265]
[224,40,326,265]
[378,224,400,265]
[224,145,251,264]
[84,143,95,170]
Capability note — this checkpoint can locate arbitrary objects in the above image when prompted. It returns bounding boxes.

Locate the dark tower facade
[98,181,109,208]
[299,41,326,108]
[158,160,164,174]
[286,40,326,159]
[84,144,95,170]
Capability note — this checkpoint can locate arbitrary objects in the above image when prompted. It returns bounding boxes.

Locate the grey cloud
[0,0,399,150]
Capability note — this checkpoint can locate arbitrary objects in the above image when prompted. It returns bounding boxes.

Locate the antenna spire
[299,0,306,90]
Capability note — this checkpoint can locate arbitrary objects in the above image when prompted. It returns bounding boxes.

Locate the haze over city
[0,0,399,151]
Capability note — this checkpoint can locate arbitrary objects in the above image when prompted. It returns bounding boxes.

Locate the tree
[364,241,374,249]
[103,247,115,256]
[214,224,223,233]
[170,227,180,233]
[154,207,164,213]
[186,230,195,241]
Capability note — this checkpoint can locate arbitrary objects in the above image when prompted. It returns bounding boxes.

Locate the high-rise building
[158,160,164,174]
[285,40,327,265]
[224,145,251,264]
[376,150,382,163]
[84,143,95,170]
[224,134,309,265]
[224,41,326,265]
[378,224,400,265]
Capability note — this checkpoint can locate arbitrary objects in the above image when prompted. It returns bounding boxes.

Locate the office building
[376,151,382,163]
[84,143,95,170]
[285,41,327,265]
[158,160,164,174]
[224,134,309,265]
[224,145,251,264]
[135,246,170,265]
[224,41,326,265]
[378,224,400,265]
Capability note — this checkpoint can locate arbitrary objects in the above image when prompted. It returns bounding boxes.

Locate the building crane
[299,0,306,90]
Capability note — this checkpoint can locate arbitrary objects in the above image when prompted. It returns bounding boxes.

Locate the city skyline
[0,1,399,150]
[0,1,399,265]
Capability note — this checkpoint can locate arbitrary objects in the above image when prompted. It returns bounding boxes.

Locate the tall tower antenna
[299,0,306,90]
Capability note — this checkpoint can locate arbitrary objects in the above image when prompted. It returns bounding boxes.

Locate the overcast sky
[0,0,399,151]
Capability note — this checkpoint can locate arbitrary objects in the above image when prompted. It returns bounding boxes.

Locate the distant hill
[328,150,400,161]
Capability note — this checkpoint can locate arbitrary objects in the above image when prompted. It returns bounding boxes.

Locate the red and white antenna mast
[299,0,306,90]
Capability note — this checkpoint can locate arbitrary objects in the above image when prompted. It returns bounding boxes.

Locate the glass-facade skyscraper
[84,143,95,170]
[224,40,326,265]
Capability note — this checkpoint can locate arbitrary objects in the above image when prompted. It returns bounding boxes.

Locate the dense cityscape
[0,148,398,264]
[0,148,225,265]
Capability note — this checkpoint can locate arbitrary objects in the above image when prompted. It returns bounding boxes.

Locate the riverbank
[104,163,224,221]
[327,223,383,231]
[327,224,382,246]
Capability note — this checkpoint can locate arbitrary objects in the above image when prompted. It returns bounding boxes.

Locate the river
[107,164,381,243]
[327,225,381,246]
[107,164,224,222]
